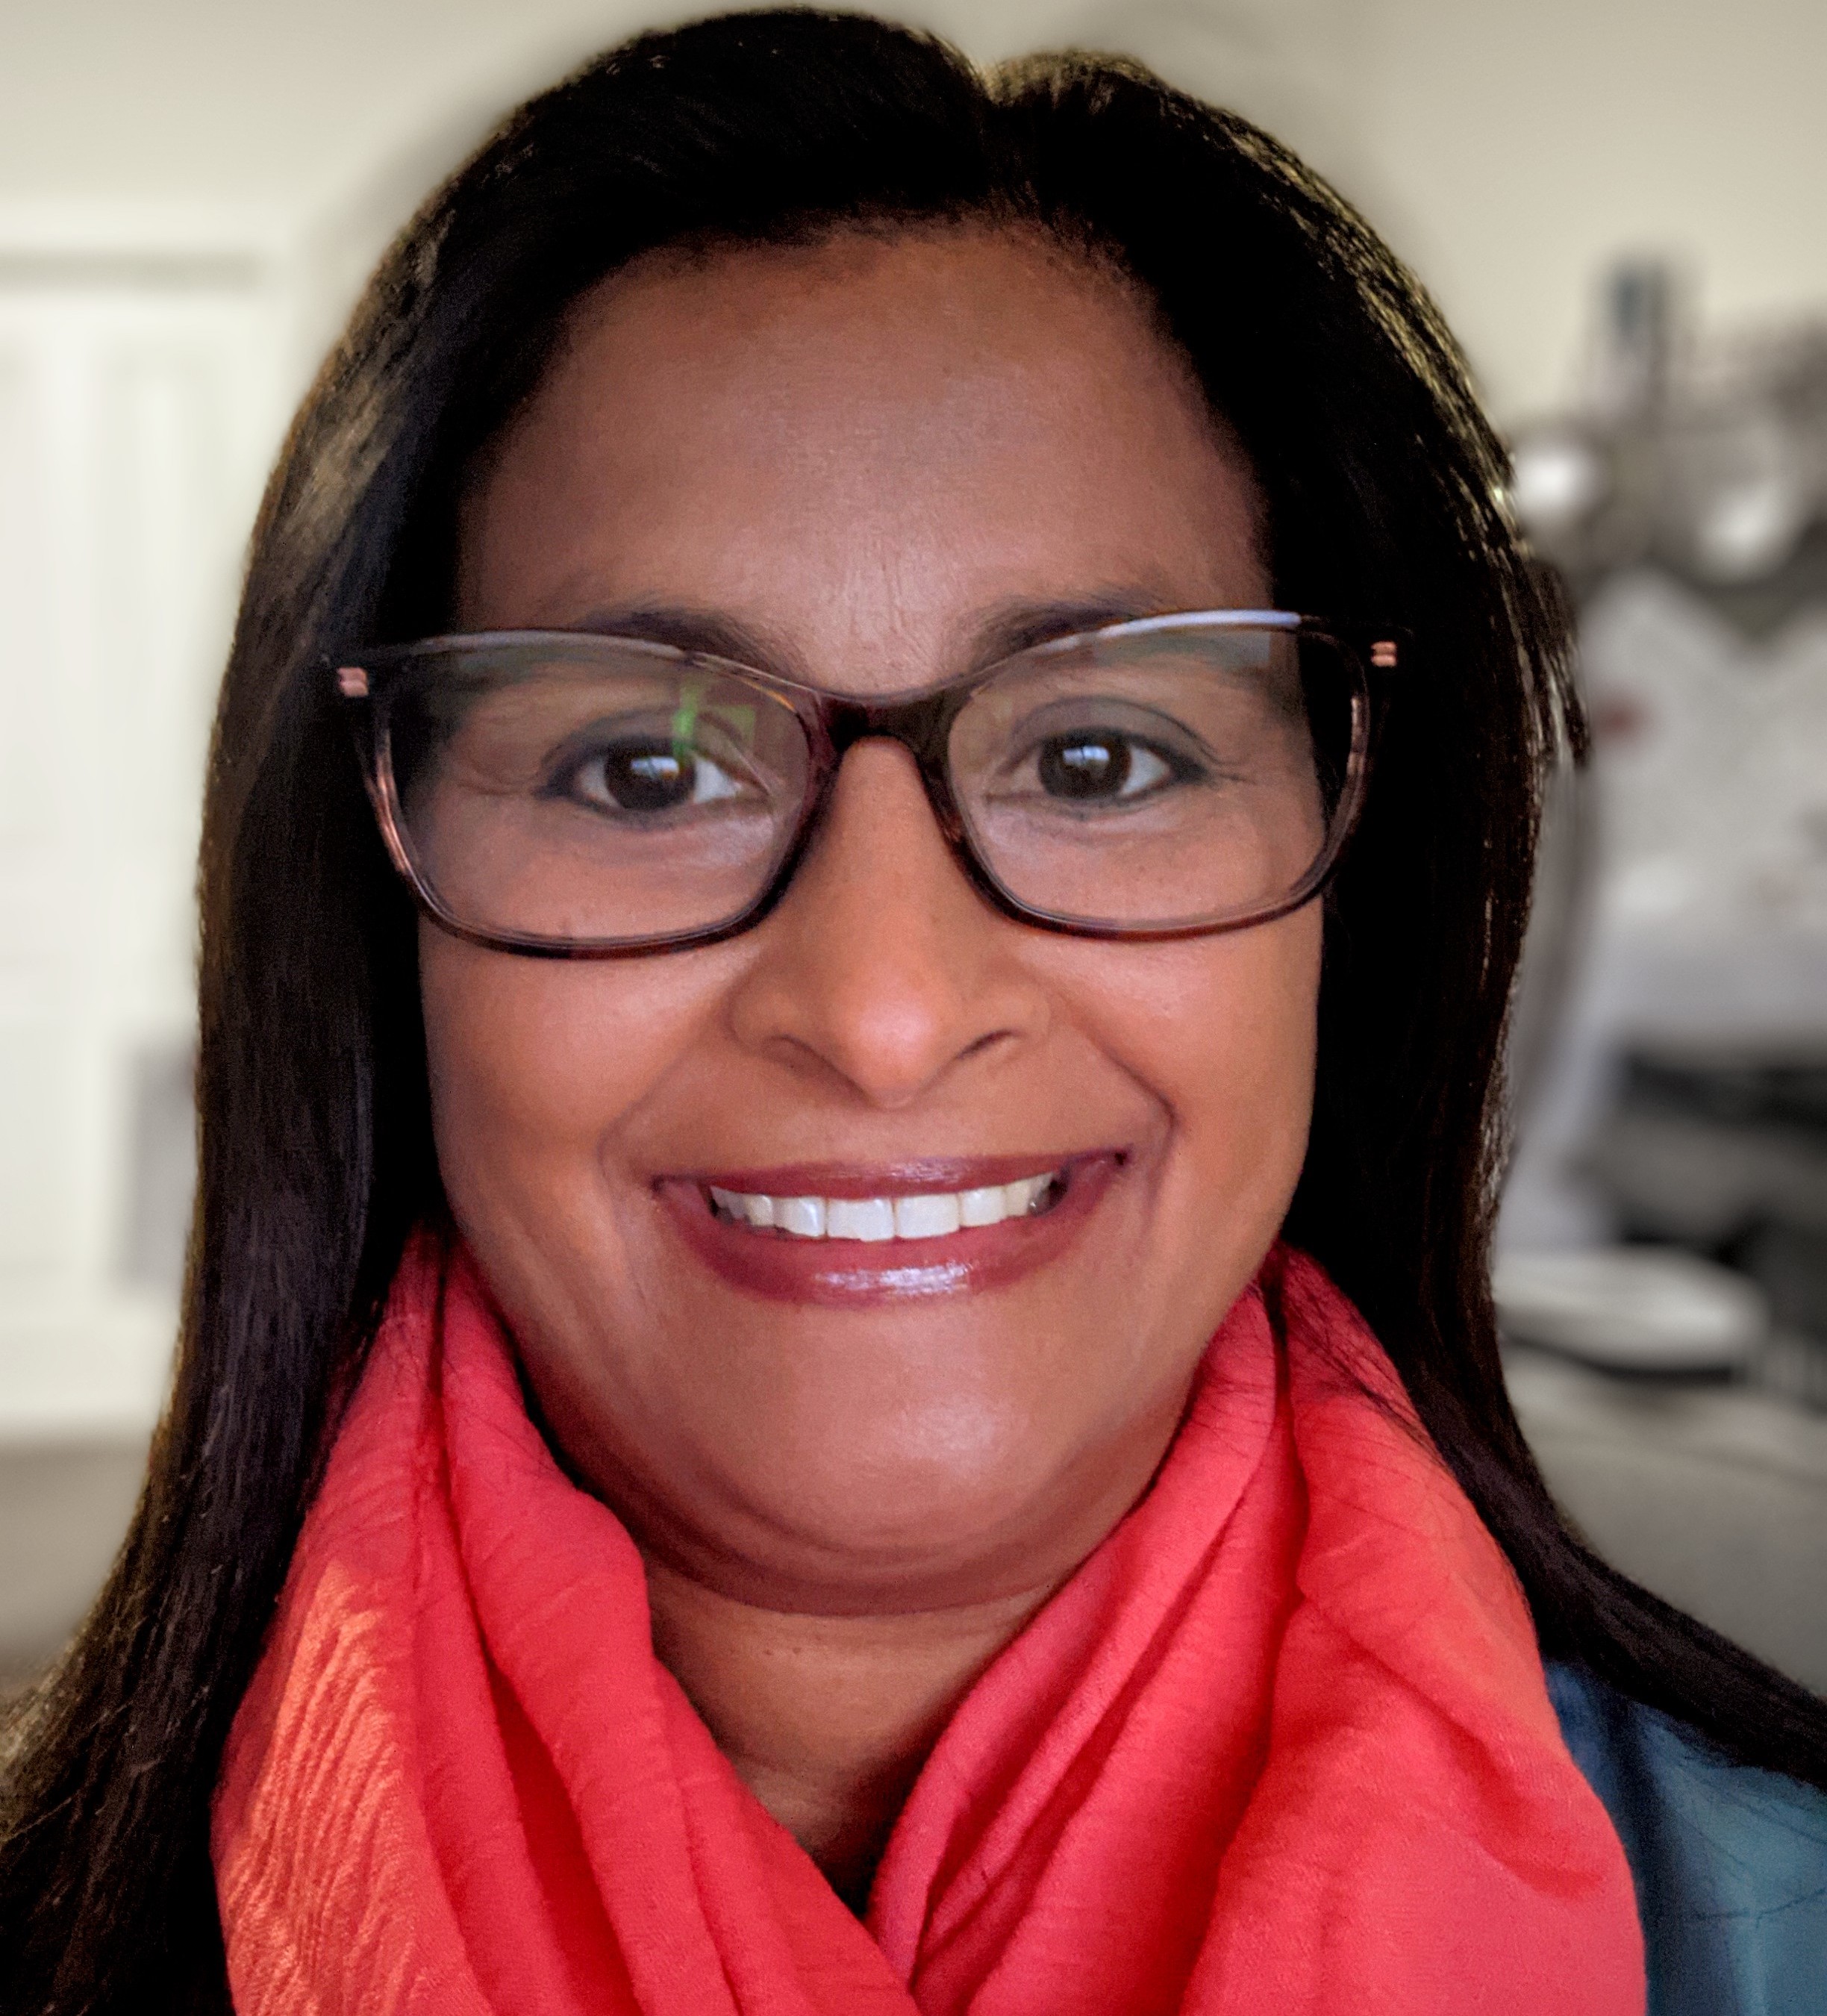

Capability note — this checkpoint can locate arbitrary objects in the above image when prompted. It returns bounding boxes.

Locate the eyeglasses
[333,611,1392,957]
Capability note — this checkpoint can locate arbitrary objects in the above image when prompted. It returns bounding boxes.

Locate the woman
[3,11,1823,2013]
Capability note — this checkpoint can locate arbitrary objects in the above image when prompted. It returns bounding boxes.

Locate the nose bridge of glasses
[816,690,968,832]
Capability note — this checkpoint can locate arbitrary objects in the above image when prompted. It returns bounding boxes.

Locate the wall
[1363,0,1827,415]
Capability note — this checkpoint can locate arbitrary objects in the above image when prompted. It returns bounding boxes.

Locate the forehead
[455,225,1267,687]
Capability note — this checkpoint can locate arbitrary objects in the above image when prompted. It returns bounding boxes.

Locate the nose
[725,741,1049,1108]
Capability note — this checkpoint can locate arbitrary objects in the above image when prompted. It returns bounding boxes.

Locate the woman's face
[427,228,1322,1614]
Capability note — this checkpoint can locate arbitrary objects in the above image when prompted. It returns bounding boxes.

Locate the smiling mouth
[705,1170,1065,1241]
[661,1151,1122,1305]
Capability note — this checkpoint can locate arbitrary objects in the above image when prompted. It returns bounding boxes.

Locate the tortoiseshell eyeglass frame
[331,609,1400,958]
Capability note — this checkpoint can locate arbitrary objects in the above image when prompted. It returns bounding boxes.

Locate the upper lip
[662,1149,1120,1199]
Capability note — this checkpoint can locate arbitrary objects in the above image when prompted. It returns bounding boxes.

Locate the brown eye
[1036,732,1177,802]
[558,737,744,815]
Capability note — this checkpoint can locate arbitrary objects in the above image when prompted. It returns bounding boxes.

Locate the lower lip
[656,1153,1122,1308]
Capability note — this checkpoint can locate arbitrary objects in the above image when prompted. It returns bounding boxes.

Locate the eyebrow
[572,604,789,672]
[966,593,1181,667]
[567,587,1193,688]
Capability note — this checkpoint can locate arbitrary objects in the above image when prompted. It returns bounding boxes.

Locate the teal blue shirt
[1548,1664,1827,2014]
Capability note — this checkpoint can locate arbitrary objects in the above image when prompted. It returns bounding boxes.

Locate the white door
[0,242,293,1434]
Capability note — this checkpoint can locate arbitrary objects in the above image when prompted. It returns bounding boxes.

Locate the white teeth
[708,1172,1064,1241]
[895,1191,961,1239]
[710,1185,778,1232]
[773,1194,825,1239]
[826,1196,896,1243]
[958,1186,1007,1228]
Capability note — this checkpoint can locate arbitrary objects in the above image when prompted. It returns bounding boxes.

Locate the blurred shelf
[1506,1342,1827,1694]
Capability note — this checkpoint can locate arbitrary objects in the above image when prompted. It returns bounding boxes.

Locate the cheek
[1186,906,1322,1152]
[418,927,715,1225]
[1081,903,1322,1256]
[422,944,594,1201]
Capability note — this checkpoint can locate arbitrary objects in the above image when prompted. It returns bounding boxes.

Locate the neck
[642,1555,1058,1910]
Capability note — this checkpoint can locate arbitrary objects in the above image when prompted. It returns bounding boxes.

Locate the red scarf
[213,1239,1644,2014]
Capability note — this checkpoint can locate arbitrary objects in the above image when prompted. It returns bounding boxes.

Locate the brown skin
[425,228,1322,1905]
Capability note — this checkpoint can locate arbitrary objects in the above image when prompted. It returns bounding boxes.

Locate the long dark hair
[5,11,1824,2009]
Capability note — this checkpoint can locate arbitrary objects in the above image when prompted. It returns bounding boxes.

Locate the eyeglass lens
[380,625,1357,947]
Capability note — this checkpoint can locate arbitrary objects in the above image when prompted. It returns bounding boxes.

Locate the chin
[669,1396,1128,1612]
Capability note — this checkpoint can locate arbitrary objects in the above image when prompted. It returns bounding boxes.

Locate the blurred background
[3,0,1825,1691]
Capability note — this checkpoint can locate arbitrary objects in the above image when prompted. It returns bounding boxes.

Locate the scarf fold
[213,1239,1644,2015]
